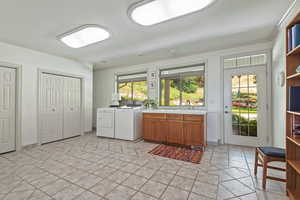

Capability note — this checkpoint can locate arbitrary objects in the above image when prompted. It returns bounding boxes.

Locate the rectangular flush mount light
[59,25,110,48]
[130,0,215,26]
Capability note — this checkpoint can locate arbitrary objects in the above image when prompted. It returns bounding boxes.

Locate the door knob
[225,111,229,114]
[52,108,56,112]
[70,108,74,111]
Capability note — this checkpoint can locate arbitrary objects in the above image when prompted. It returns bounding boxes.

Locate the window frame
[116,71,148,105]
[158,63,206,108]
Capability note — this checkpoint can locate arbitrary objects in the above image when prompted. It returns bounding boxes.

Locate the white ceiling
[0,0,293,69]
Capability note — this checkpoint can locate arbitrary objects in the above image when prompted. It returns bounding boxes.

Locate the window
[159,64,205,106]
[117,72,147,106]
[224,54,266,69]
[130,0,215,26]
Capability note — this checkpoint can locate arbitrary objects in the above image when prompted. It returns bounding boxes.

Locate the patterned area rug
[149,144,203,164]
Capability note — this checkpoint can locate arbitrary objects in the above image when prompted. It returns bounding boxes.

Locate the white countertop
[142,109,207,115]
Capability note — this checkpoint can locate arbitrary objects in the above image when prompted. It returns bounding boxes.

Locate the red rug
[149,144,203,164]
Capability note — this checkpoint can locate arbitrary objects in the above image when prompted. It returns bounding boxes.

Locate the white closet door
[40,73,64,144]
[63,76,81,138]
[0,67,15,153]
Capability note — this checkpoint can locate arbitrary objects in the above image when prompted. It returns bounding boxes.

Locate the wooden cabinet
[143,113,206,148]
[183,121,204,146]
[143,116,168,143]
[167,120,183,144]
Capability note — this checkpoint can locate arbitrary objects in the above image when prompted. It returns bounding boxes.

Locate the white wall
[272,1,300,148]
[94,42,273,143]
[0,42,93,146]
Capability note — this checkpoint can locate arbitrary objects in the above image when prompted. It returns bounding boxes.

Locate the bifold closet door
[0,67,16,153]
[63,76,81,138]
[40,73,64,144]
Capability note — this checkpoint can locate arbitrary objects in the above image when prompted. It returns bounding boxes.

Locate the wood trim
[166,114,183,120]
[143,113,166,119]
[183,114,203,122]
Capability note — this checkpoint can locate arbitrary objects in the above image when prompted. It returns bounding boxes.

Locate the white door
[0,67,16,153]
[63,76,81,138]
[224,66,268,146]
[40,73,64,144]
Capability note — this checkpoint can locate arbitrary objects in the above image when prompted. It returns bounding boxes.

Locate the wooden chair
[254,147,286,190]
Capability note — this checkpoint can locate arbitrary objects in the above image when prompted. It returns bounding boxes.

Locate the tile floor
[0,133,288,200]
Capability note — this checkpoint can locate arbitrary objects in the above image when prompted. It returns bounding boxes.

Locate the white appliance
[115,107,142,141]
[96,107,142,141]
[97,108,116,138]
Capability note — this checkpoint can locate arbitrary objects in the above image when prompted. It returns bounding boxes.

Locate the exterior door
[63,76,81,138]
[0,67,16,153]
[224,66,268,146]
[40,73,64,144]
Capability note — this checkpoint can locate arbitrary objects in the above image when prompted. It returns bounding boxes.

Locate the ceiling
[0,0,293,69]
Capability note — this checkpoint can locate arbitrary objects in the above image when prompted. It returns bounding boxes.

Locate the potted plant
[143,99,157,109]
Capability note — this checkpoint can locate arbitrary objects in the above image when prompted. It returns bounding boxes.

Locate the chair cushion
[258,147,286,158]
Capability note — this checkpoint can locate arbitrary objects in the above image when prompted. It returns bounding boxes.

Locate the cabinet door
[183,121,203,146]
[167,120,183,144]
[143,118,153,141]
[153,120,167,142]
[143,119,167,142]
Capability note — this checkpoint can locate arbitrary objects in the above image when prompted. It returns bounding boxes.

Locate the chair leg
[254,149,258,176]
[262,158,268,190]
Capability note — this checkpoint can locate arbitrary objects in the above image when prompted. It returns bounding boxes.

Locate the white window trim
[157,61,208,109]
[115,71,148,104]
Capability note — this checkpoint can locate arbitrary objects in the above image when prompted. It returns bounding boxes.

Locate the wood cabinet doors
[143,118,167,142]
[167,120,183,145]
[142,113,206,148]
[183,121,204,146]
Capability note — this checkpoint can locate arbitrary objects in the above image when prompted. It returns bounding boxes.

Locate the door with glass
[224,66,267,146]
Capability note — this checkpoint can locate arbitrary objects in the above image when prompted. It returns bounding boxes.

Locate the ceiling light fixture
[58,25,110,48]
[129,0,215,26]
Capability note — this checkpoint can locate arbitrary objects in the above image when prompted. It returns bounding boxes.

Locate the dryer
[115,107,142,141]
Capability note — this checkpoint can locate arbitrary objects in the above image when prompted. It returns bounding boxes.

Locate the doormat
[149,144,203,164]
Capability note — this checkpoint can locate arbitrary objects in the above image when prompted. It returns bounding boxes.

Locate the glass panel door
[224,66,267,146]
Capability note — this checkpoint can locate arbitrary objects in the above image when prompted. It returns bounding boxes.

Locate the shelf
[287,160,300,174]
[288,188,300,200]
[287,136,300,147]
[287,73,300,80]
[287,111,300,116]
[287,12,300,28]
[287,45,300,57]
